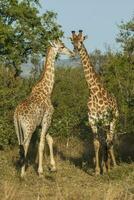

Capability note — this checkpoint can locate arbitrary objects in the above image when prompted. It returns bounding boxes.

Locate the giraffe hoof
[95,169,100,176]
[20,173,26,179]
[38,168,44,177]
[95,172,100,176]
[21,169,26,178]
[49,166,57,172]
[102,168,107,174]
[113,164,117,168]
[38,172,44,178]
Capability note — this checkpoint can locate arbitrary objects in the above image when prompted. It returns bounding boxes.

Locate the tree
[116,16,134,62]
[0,0,63,76]
[100,16,134,135]
[90,49,106,73]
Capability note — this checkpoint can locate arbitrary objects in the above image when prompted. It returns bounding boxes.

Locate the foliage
[116,16,134,61]
[101,51,134,134]
[90,49,106,73]
[0,66,31,148]
[50,67,89,138]
[101,17,134,134]
[0,0,63,76]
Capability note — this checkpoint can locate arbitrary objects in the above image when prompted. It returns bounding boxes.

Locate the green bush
[0,67,31,149]
[50,67,89,138]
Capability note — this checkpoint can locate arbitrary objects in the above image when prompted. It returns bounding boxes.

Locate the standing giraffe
[14,40,74,177]
[70,30,119,175]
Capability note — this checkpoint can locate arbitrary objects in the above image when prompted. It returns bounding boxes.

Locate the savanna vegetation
[0,0,134,199]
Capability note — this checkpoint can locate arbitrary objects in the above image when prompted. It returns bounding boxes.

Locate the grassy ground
[0,137,134,200]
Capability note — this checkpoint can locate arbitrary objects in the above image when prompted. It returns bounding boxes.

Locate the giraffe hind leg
[20,134,32,178]
[106,121,117,168]
[105,151,111,172]
[14,115,25,166]
[46,133,56,172]
[38,110,53,176]
[109,146,117,167]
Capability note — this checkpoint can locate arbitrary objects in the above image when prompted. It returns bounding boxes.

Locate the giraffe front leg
[101,143,108,174]
[89,117,101,175]
[93,138,100,175]
[46,133,56,172]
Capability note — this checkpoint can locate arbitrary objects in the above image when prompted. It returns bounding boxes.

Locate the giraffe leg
[89,118,101,175]
[105,151,111,172]
[101,143,108,173]
[21,135,32,178]
[107,121,117,168]
[38,128,46,175]
[109,146,117,167]
[38,110,53,176]
[93,138,100,175]
[46,133,56,172]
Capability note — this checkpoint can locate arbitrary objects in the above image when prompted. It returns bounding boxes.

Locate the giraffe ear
[48,41,54,46]
[67,37,73,41]
[84,35,88,40]
[48,41,56,47]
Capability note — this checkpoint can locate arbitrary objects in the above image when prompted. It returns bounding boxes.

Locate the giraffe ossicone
[14,39,74,177]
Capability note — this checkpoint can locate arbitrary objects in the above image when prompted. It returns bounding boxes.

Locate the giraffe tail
[14,114,25,166]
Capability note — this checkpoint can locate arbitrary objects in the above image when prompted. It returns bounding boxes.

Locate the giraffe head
[70,30,87,52]
[49,39,74,57]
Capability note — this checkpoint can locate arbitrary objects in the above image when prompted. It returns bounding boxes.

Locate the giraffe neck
[39,47,57,95]
[79,45,101,91]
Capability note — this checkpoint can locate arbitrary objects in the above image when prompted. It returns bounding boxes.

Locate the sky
[40,0,134,53]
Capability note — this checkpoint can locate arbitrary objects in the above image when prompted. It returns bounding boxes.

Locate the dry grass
[0,137,134,200]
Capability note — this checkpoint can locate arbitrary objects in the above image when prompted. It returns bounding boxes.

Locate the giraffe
[14,39,74,177]
[70,30,119,175]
